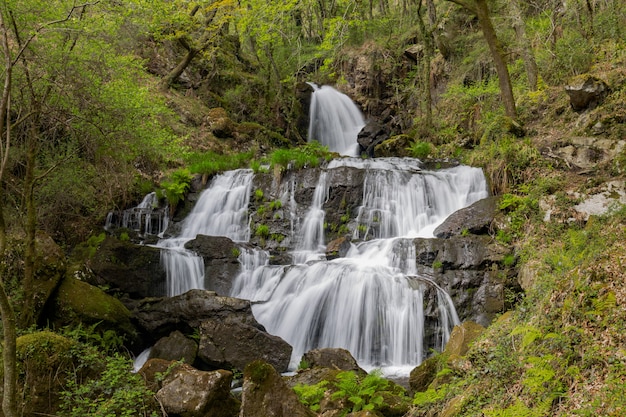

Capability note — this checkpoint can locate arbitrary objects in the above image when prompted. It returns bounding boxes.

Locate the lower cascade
[155,156,488,376]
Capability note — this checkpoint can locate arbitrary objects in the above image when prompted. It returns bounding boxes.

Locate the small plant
[161,168,193,214]
[255,224,270,239]
[231,247,241,258]
[432,260,443,270]
[407,140,434,159]
[269,199,282,210]
[331,370,389,413]
[254,188,264,201]
[293,381,328,412]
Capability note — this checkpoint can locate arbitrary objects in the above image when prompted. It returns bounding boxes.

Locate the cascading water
[148,88,488,376]
[104,192,169,237]
[231,159,487,375]
[308,84,365,156]
[158,169,254,296]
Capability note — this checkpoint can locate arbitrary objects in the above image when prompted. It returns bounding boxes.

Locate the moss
[55,277,131,324]
[244,360,273,385]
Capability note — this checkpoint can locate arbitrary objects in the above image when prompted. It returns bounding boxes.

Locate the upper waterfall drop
[308,84,365,156]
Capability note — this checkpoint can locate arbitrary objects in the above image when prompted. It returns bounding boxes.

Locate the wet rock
[414,236,520,326]
[133,289,262,338]
[325,236,352,260]
[434,196,499,238]
[149,330,198,365]
[88,236,165,298]
[357,121,390,157]
[565,76,610,112]
[197,316,292,372]
[155,363,238,417]
[301,348,365,374]
[138,358,173,392]
[240,360,316,417]
[184,235,241,295]
[409,355,439,394]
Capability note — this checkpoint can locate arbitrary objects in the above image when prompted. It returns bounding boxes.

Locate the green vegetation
[269,141,334,171]
[161,169,193,214]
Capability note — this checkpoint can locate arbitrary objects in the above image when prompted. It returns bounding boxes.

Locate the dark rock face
[149,330,198,365]
[184,235,241,295]
[155,363,239,417]
[301,348,365,374]
[357,121,390,157]
[240,360,316,417]
[133,289,292,372]
[434,196,499,238]
[88,236,165,298]
[565,76,610,112]
[414,235,520,327]
[197,316,292,372]
[133,289,261,337]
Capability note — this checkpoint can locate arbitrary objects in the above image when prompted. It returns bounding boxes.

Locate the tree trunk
[510,0,539,91]
[416,0,434,128]
[20,120,37,328]
[160,46,199,90]
[474,0,517,118]
[0,9,18,417]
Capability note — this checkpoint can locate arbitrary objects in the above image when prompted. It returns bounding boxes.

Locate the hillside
[0,0,625,416]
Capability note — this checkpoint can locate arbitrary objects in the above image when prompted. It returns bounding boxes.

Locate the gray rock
[155,363,238,417]
[301,348,365,374]
[565,76,610,112]
[149,330,198,365]
[434,197,499,238]
[240,360,315,417]
[133,289,263,337]
[197,316,292,372]
[185,235,241,295]
[88,236,165,298]
[357,121,390,157]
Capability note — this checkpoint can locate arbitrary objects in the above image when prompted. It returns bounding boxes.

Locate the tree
[444,0,517,119]
[509,0,538,91]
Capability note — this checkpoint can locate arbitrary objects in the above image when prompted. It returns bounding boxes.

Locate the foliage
[60,353,158,417]
[407,140,434,159]
[269,141,333,170]
[255,224,270,239]
[186,151,254,177]
[161,168,193,210]
[293,381,328,412]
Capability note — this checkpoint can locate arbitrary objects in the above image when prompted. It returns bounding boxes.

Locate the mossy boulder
[13,331,76,415]
[240,360,315,417]
[443,321,486,357]
[409,355,440,394]
[46,276,137,344]
[374,134,412,157]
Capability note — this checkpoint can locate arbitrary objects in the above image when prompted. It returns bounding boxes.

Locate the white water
[158,169,254,296]
[230,159,488,375]
[104,192,169,237]
[308,85,365,156]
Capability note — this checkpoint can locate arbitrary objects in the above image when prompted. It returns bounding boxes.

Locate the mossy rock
[443,321,486,357]
[374,134,412,158]
[14,331,76,415]
[47,276,137,343]
[409,355,439,394]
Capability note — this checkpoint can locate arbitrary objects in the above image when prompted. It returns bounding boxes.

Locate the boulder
[357,121,389,157]
[155,363,238,417]
[409,355,439,394]
[184,235,241,295]
[300,348,365,374]
[46,277,137,343]
[149,330,198,365]
[197,316,292,372]
[565,76,610,112]
[434,196,499,238]
[88,236,165,298]
[206,107,235,138]
[373,134,412,158]
[138,358,173,392]
[444,321,486,357]
[133,289,292,372]
[240,360,316,417]
[133,289,261,337]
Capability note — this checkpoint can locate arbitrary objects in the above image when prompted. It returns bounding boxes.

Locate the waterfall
[158,169,254,296]
[230,158,488,375]
[104,191,169,237]
[308,84,365,156]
